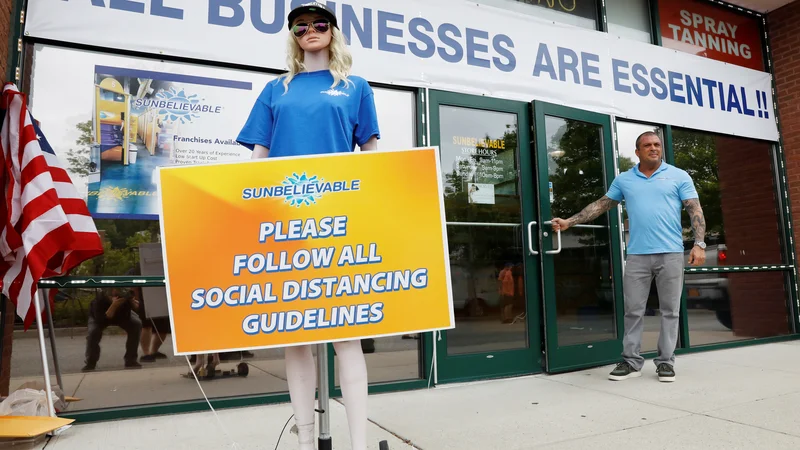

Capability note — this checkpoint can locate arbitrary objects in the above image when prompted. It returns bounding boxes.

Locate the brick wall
[0,0,10,81]
[769,0,800,336]
[713,136,789,337]
[715,137,784,266]
[726,271,790,338]
[0,0,13,397]
[770,2,800,262]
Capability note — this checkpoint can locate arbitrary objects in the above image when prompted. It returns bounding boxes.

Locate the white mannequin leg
[333,340,368,450]
[285,345,317,450]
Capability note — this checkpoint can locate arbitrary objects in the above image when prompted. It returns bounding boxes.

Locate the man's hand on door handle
[551,218,570,232]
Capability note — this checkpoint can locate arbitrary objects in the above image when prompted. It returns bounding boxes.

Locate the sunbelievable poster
[89,65,256,219]
[157,147,454,355]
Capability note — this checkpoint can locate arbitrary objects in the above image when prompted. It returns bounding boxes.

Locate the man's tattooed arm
[567,196,619,226]
[683,198,706,243]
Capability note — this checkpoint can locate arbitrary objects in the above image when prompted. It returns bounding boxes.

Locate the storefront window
[658,0,765,71]
[23,44,424,411]
[686,272,792,346]
[673,128,791,345]
[606,0,653,43]
[545,115,617,346]
[335,87,420,387]
[673,129,785,266]
[439,105,529,355]
[29,44,275,277]
[29,43,419,275]
[477,0,598,30]
[10,287,292,412]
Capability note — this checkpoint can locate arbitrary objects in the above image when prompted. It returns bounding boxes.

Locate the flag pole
[33,289,56,417]
[43,290,64,392]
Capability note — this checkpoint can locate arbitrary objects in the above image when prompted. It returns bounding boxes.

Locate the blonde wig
[281,25,353,93]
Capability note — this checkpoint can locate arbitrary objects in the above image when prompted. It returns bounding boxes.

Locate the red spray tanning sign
[660,0,764,72]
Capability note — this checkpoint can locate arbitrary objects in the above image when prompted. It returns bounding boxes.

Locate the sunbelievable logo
[321,89,349,97]
[134,88,223,124]
[242,172,361,207]
[88,187,157,201]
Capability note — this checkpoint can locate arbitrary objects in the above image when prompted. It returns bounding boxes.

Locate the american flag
[0,83,103,329]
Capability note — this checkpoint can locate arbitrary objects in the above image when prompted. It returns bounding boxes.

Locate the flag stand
[33,289,56,417]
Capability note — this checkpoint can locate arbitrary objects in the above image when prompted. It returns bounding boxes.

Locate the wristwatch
[694,241,706,249]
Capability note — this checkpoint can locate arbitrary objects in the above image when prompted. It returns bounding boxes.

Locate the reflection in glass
[24,44,425,407]
[475,0,598,30]
[29,44,418,278]
[439,106,520,224]
[446,225,527,355]
[438,104,528,356]
[687,272,792,346]
[606,0,653,43]
[673,130,785,266]
[334,337,422,386]
[11,287,289,412]
[80,220,162,276]
[546,116,616,346]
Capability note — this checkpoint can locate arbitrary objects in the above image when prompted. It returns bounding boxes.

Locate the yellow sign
[0,416,75,438]
[157,147,454,355]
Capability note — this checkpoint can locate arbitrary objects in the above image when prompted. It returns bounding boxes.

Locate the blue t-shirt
[237,70,380,158]
[606,162,698,255]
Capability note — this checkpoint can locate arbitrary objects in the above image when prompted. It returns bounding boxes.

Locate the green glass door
[533,101,625,373]
[429,90,542,382]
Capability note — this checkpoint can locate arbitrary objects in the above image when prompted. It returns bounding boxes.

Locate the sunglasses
[292,20,331,37]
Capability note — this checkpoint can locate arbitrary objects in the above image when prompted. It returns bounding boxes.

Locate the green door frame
[532,101,625,373]
[428,89,543,383]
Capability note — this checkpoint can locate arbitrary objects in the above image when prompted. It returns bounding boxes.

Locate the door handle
[570,224,605,229]
[543,221,562,255]
[527,221,538,255]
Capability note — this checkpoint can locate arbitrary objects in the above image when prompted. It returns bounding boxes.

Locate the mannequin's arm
[252,144,269,159]
[360,136,378,151]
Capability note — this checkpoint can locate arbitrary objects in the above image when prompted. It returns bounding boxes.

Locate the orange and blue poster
[157,147,454,355]
[89,65,259,220]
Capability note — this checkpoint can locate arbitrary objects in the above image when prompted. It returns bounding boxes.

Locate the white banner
[25,0,779,141]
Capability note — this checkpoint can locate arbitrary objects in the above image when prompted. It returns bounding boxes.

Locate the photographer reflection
[498,262,515,323]
[137,291,171,362]
[82,287,143,372]
[127,267,172,363]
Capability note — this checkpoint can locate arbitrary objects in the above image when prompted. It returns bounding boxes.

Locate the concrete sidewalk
[41,340,800,449]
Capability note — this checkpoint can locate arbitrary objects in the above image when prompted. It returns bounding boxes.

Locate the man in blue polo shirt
[552,131,706,383]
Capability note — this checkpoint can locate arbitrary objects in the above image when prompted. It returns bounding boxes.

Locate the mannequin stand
[315,343,332,450]
[313,343,390,450]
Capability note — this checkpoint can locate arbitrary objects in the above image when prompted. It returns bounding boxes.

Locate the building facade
[0,0,798,422]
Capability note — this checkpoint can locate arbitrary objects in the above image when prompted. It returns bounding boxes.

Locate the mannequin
[236,3,380,449]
